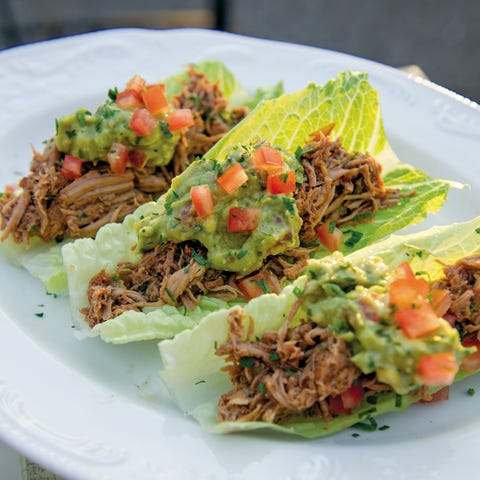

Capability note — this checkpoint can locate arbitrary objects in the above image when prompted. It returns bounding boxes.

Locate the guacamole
[136,144,304,274]
[55,101,179,166]
[301,254,467,394]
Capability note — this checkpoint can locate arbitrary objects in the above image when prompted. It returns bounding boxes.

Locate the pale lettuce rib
[158,216,480,437]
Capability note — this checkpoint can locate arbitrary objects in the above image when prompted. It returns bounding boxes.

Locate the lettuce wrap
[62,71,460,343]
[0,60,280,296]
[158,216,480,438]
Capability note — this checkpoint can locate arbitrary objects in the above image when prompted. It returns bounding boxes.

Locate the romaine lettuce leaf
[0,237,68,296]
[63,71,460,343]
[158,216,480,437]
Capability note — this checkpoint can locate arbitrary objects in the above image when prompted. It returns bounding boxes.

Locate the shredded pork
[295,129,399,243]
[0,68,247,244]
[432,254,480,337]
[82,241,311,327]
[216,307,361,423]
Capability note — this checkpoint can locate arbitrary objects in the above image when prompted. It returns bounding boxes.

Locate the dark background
[1,0,478,102]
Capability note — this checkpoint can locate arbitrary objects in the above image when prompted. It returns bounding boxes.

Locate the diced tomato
[4,184,19,194]
[107,143,129,175]
[130,108,159,136]
[417,352,458,386]
[128,149,148,169]
[167,109,194,131]
[116,89,144,110]
[228,207,260,232]
[328,395,349,416]
[341,384,364,410]
[190,185,214,218]
[61,155,83,180]
[217,163,248,194]
[460,336,480,373]
[389,278,430,309]
[419,386,450,403]
[394,261,416,282]
[316,223,344,252]
[430,288,452,317]
[125,74,146,94]
[328,384,363,416]
[141,84,168,116]
[252,146,284,172]
[237,273,271,300]
[266,169,296,194]
[395,302,440,338]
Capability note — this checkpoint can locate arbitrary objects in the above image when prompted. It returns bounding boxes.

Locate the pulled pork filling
[295,129,399,244]
[432,254,480,338]
[82,242,312,328]
[215,255,480,424]
[216,307,387,424]
[0,68,247,244]
[83,131,401,327]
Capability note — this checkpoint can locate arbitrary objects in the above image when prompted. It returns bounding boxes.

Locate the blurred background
[0,0,478,101]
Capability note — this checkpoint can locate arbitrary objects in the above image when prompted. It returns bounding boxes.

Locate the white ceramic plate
[0,28,479,480]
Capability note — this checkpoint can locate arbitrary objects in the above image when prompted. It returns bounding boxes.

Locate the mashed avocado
[136,144,304,274]
[301,254,467,394]
[55,101,179,166]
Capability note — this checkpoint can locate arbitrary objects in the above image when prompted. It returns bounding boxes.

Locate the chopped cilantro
[239,357,255,369]
[194,380,206,385]
[164,202,173,215]
[282,197,296,215]
[358,407,377,419]
[294,145,304,160]
[352,212,373,222]
[34,312,44,318]
[108,87,118,101]
[344,230,363,248]
[293,286,304,298]
[352,417,378,432]
[467,388,475,396]
[236,250,248,259]
[258,381,266,395]
[76,110,87,126]
[164,288,176,303]
[159,121,173,138]
[328,221,336,234]
[192,251,209,267]
[269,352,280,362]
[254,278,271,293]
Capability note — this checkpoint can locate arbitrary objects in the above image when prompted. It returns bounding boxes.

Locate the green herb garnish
[239,357,255,369]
